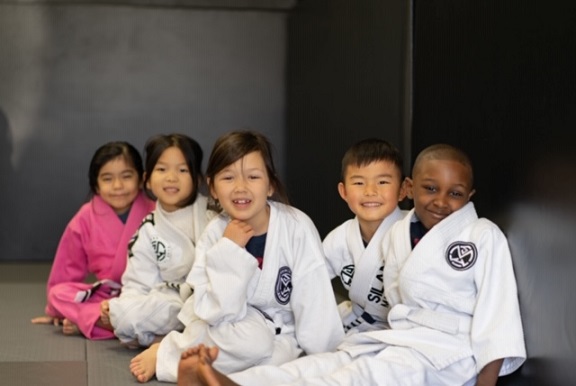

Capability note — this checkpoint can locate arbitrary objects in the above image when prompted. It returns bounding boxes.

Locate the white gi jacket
[109,195,215,346]
[341,202,526,379]
[323,207,406,332]
[179,200,345,356]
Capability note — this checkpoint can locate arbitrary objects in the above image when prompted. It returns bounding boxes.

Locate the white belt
[74,279,122,303]
[388,304,471,335]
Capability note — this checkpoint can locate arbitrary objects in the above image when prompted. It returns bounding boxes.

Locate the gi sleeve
[188,226,259,325]
[46,215,89,293]
[290,216,345,354]
[470,222,526,375]
[322,224,349,280]
[119,224,162,297]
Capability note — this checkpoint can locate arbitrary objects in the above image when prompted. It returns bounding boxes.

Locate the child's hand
[31,315,60,325]
[223,219,255,248]
[100,300,110,325]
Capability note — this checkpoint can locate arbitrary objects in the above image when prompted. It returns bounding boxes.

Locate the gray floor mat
[1,263,179,385]
[87,340,166,385]
[0,282,86,362]
[0,362,87,386]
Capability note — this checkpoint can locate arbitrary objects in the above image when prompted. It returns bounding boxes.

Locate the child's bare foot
[31,315,60,325]
[178,345,236,386]
[62,318,80,335]
[130,342,159,383]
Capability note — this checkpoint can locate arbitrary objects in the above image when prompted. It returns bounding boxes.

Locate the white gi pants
[229,346,476,386]
[157,307,287,382]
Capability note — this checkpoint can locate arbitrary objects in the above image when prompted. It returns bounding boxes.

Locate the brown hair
[206,130,289,205]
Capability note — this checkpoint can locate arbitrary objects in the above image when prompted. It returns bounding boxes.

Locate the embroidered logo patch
[152,239,167,262]
[275,266,293,305]
[445,241,477,270]
[341,264,355,286]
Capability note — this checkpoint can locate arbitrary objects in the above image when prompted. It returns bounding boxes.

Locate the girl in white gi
[175,144,526,386]
[129,130,344,383]
[32,141,154,339]
[103,133,215,349]
[323,138,406,334]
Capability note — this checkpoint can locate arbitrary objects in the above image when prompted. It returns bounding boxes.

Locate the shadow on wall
[0,108,15,249]
[504,151,576,385]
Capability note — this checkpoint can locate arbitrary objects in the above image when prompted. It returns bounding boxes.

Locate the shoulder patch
[275,266,293,305]
[341,264,355,286]
[445,241,478,270]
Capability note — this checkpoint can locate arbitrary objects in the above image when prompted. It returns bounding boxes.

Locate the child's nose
[364,183,377,195]
[166,171,178,181]
[433,195,449,208]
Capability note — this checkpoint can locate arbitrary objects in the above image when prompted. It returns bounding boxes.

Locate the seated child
[129,130,345,383]
[102,133,215,348]
[176,143,527,386]
[31,141,155,339]
[322,138,406,333]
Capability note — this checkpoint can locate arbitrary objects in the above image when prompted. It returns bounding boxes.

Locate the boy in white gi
[322,138,406,334]
[176,143,527,386]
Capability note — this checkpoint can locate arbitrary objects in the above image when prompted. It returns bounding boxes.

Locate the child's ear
[468,188,476,200]
[398,178,408,202]
[267,181,275,198]
[337,182,347,201]
[207,178,217,200]
[404,177,414,200]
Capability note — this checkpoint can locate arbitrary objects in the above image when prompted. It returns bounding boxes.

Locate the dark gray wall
[0,2,290,260]
[412,0,576,224]
[285,0,410,238]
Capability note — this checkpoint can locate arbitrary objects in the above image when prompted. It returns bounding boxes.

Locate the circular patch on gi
[152,239,168,262]
[445,241,478,270]
[340,264,355,286]
[275,266,293,305]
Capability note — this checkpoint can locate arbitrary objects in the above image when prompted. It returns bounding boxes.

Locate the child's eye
[352,181,364,186]
[423,185,437,192]
[248,175,261,180]
[179,168,189,173]
[450,191,464,198]
[155,167,165,172]
[378,180,390,185]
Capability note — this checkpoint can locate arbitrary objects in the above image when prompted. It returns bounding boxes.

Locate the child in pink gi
[31,141,155,339]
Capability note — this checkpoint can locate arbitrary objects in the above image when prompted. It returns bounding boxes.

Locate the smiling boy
[322,138,406,333]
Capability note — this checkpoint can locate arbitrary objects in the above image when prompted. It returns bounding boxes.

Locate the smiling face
[338,160,406,235]
[96,156,141,215]
[210,151,274,235]
[146,146,194,212]
[407,158,475,230]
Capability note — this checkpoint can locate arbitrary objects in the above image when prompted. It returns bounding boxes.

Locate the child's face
[407,159,475,230]
[146,146,194,212]
[338,160,406,228]
[96,156,141,215]
[210,151,274,234]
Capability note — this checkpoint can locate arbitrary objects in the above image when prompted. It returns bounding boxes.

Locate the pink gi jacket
[45,191,155,339]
